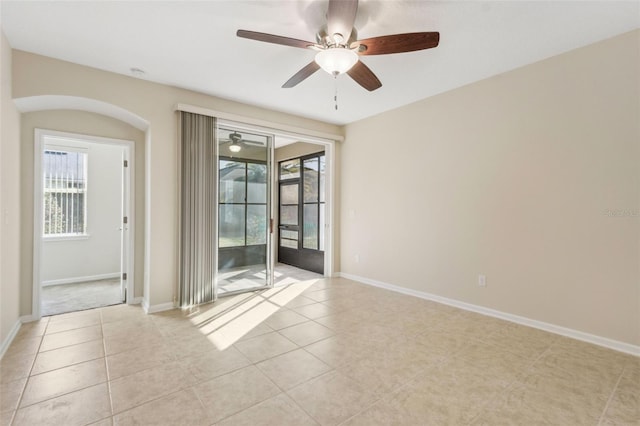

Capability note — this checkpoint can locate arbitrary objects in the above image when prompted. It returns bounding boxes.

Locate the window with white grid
[43,149,88,236]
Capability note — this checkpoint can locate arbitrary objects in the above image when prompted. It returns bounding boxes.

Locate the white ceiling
[2,1,638,126]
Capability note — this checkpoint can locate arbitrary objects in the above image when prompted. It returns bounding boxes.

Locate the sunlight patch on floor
[207,301,280,350]
[273,276,299,288]
[193,278,318,350]
[189,292,254,327]
[198,295,263,336]
[264,280,317,306]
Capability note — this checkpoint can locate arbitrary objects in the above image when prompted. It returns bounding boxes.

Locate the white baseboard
[129,297,143,305]
[42,273,120,287]
[338,272,640,357]
[20,315,38,323]
[142,299,175,314]
[0,320,22,359]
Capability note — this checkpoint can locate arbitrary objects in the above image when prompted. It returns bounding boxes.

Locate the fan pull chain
[334,75,338,111]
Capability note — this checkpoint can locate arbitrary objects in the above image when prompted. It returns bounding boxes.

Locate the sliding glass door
[216,126,273,296]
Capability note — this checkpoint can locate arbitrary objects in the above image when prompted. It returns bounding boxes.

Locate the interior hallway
[41,278,122,317]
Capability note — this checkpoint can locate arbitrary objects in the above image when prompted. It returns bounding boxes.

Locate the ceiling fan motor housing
[236,0,440,91]
[229,132,243,143]
[316,27,359,48]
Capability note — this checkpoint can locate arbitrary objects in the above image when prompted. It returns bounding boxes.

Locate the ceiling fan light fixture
[229,143,242,153]
[315,48,358,75]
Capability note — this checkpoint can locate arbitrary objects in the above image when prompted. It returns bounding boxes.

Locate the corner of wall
[0,319,21,359]
[0,30,23,349]
[141,297,174,314]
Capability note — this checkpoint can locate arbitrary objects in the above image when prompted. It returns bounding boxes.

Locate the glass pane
[219,160,246,203]
[280,238,298,249]
[303,158,319,202]
[247,163,267,204]
[43,150,87,235]
[216,127,272,297]
[247,205,267,245]
[280,205,298,225]
[280,159,300,179]
[303,204,318,250]
[280,229,298,240]
[319,155,326,203]
[319,204,325,251]
[219,205,245,247]
[280,184,298,205]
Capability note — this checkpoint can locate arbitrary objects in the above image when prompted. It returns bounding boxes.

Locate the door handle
[270,219,274,234]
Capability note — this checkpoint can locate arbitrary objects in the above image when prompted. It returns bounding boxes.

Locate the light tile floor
[218,263,323,295]
[1,277,638,425]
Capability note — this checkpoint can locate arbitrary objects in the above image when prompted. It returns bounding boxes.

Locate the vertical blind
[179,112,216,307]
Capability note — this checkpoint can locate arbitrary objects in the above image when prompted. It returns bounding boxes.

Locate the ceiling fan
[220,131,264,153]
[237,0,440,91]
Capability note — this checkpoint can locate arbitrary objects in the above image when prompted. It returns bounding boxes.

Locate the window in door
[302,155,325,250]
[279,181,299,249]
[43,149,88,237]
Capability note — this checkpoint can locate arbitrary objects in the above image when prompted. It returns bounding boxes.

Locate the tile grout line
[282,369,340,426]
[465,337,558,425]
[596,366,625,426]
[197,366,281,425]
[332,355,439,426]
[333,365,417,426]
[189,383,215,425]
[8,320,110,414]
[9,317,51,424]
[105,313,210,417]
[109,383,194,418]
[100,308,115,425]
[256,346,336,394]
[15,371,120,411]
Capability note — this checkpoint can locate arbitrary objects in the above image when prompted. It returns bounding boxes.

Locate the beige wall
[12,50,342,312]
[21,110,146,298]
[341,30,640,346]
[1,30,21,347]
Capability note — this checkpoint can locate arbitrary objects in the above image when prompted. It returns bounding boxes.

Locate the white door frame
[32,128,135,319]
[218,119,336,279]
[273,137,334,277]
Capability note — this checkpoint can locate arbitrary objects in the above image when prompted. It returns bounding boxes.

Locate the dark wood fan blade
[327,0,358,43]
[357,32,440,55]
[282,62,321,88]
[237,30,315,49]
[347,61,382,91]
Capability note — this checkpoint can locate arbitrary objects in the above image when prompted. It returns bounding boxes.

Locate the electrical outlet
[355,254,360,263]
[478,274,486,287]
